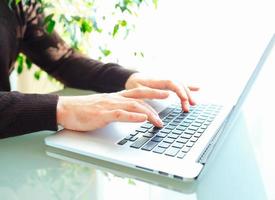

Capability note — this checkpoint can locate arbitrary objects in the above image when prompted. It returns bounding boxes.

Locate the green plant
[10,0,158,82]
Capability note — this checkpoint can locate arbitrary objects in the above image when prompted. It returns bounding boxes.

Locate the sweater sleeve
[0,91,58,138]
[20,1,137,93]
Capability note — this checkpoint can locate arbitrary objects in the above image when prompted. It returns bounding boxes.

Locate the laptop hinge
[198,106,236,164]
[198,122,226,164]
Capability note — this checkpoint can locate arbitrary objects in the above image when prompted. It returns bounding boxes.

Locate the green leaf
[128,179,136,185]
[99,47,111,57]
[25,57,32,69]
[34,70,42,80]
[44,13,54,25]
[16,55,24,74]
[43,13,55,34]
[72,16,81,22]
[153,0,158,8]
[46,20,55,33]
[119,20,127,27]
[80,19,93,33]
[112,24,119,37]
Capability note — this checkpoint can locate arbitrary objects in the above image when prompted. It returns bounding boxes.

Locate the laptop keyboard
[117,103,222,159]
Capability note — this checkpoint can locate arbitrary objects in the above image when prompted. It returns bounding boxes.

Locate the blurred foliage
[10,0,158,82]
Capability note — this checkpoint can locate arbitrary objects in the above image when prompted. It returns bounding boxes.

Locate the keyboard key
[186,116,196,120]
[179,113,189,117]
[165,147,180,157]
[153,146,166,154]
[181,122,190,127]
[129,136,138,142]
[197,128,206,133]
[196,119,205,124]
[186,141,195,147]
[141,123,153,129]
[156,132,167,138]
[130,132,139,136]
[188,126,199,131]
[172,142,184,149]
[172,130,183,135]
[141,141,159,151]
[168,133,179,139]
[181,134,192,139]
[143,132,155,138]
[148,127,161,134]
[163,138,175,144]
[151,136,163,142]
[194,132,202,138]
[130,137,150,148]
[182,146,191,153]
[185,129,196,135]
[192,122,202,127]
[184,119,193,123]
[159,107,174,119]
[158,142,170,148]
[136,128,148,133]
[201,125,208,129]
[177,137,188,144]
[177,151,186,159]
[117,139,128,145]
[176,126,186,131]
[160,128,172,134]
[190,137,198,142]
[166,125,177,130]
[124,135,133,140]
[169,122,179,126]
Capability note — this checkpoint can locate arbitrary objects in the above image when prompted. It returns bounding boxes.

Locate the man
[0,0,199,138]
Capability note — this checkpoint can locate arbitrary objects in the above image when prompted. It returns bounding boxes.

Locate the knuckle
[166,79,173,85]
[129,101,139,110]
[127,113,135,121]
[113,109,123,119]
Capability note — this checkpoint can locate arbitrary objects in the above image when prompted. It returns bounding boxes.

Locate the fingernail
[182,102,190,112]
[156,116,163,127]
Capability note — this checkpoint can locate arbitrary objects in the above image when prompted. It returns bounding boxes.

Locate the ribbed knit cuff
[0,92,59,137]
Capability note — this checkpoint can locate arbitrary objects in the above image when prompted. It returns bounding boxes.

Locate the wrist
[56,96,67,127]
[125,72,140,90]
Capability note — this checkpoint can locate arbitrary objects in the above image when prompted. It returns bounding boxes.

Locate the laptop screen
[233,34,275,111]
[184,33,275,106]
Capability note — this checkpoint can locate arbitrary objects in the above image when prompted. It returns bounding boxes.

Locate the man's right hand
[56,88,169,132]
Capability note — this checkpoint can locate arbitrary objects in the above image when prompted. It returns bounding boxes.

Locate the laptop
[45,34,275,181]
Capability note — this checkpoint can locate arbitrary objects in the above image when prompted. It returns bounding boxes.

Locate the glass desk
[0,83,274,200]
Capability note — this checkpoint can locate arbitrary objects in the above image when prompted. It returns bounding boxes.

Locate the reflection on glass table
[0,107,269,200]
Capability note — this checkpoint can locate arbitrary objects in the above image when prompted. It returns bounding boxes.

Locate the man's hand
[57,88,169,132]
[125,73,200,112]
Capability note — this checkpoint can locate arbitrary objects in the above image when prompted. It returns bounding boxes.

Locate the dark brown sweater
[0,0,136,138]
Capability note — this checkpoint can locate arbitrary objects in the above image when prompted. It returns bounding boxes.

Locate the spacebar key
[130,137,150,149]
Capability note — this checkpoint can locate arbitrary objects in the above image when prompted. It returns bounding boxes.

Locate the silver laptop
[45,34,275,181]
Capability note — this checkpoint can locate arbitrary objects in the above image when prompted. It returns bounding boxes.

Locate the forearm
[0,92,58,138]
[21,27,137,92]
[46,50,138,93]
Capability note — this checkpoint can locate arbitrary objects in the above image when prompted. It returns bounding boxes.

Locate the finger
[164,80,191,112]
[108,110,148,123]
[184,85,196,106]
[120,87,169,99]
[188,85,200,91]
[122,100,163,127]
[138,79,189,103]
